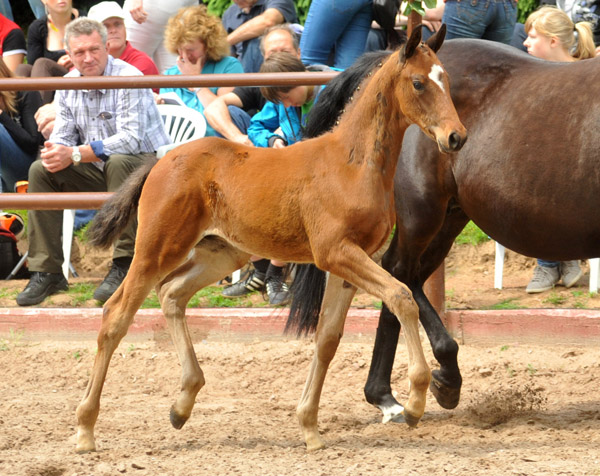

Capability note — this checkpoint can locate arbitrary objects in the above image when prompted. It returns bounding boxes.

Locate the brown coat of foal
[76,25,466,453]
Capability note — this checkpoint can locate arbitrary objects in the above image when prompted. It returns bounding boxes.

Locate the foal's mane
[303,51,392,140]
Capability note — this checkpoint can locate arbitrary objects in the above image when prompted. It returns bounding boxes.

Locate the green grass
[543,292,567,306]
[65,283,96,306]
[484,298,524,310]
[137,286,267,309]
[454,221,490,246]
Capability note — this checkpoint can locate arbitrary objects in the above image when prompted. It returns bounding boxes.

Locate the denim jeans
[442,0,517,44]
[301,0,373,69]
[0,0,13,21]
[538,259,559,268]
[28,0,46,19]
[0,124,37,193]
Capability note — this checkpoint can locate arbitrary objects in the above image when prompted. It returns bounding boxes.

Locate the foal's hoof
[402,410,421,428]
[429,370,461,409]
[169,406,189,429]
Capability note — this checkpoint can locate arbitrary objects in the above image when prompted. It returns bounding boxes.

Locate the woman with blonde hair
[0,58,44,193]
[524,5,596,62]
[523,5,595,293]
[159,4,243,136]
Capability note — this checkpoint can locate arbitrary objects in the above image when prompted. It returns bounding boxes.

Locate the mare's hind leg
[296,274,356,451]
[156,237,250,430]
[317,244,431,428]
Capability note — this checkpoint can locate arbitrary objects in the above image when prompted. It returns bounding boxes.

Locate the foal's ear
[425,23,446,53]
[401,25,423,63]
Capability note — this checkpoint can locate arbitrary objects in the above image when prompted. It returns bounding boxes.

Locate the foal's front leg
[296,273,356,451]
[319,244,431,427]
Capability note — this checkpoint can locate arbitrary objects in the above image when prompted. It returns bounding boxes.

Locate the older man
[17,17,170,306]
[222,0,298,73]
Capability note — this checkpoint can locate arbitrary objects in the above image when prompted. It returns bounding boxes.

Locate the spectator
[123,0,197,73]
[35,1,160,140]
[0,13,26,72]
[300,0,372,69]
[442,0,517,44]
[16,17,171,307]
[88,1,159,76]
[159,4,244,137]
[208,25,302,305]
[204,24,300,145]
[523,5,595,293]
[222,0,298,73]
[17,0,80,104]
[0,58,44,193]
[222,52,332,305]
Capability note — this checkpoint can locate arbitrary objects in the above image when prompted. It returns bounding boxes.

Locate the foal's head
[397,25,467,153]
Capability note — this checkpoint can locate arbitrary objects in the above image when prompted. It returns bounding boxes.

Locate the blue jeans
[0,124,37,193]
[28,0,46,19]
[538,259,559,268]
[442,0,517,44]
[301,0,373,69]
[214,106,252,138]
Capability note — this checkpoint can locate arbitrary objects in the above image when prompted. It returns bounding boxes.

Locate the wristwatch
[71,146,81,166]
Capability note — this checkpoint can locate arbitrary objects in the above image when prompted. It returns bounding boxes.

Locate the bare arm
[204,92,252,145]
[3,53,24,72]
[227,8,285,45]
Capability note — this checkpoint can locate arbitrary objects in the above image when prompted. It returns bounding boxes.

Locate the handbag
[372,0,401,32]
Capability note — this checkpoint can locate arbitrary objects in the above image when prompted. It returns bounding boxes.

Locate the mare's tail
[286,264,327,336]
[286,50,394,336]
[88,159,157,249]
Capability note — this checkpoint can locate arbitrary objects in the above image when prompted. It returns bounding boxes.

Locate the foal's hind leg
[318,244,431,427]
[75,263,160,452]
[296,273,357,451]
[156,238,250,430]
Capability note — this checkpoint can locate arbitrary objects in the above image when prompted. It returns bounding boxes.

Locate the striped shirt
[50,56,171,167]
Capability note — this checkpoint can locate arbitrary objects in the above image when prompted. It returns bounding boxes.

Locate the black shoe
[265,276,290,306]
[93,261,130,303]
[16,272,68,306]
[222,270,265,298]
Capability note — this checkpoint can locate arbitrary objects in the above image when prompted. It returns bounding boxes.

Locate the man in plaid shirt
[17,17,171,307]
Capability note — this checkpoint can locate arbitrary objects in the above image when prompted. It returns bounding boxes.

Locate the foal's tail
[285,264,327,336]
[88,159,157,249]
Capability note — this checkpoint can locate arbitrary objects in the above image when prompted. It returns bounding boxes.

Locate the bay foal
[76,25,466,452]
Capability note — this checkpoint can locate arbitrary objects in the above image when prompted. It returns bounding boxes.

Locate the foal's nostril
[449,132,463,151]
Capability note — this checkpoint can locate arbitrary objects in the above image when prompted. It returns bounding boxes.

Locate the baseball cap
[87,1,125,24]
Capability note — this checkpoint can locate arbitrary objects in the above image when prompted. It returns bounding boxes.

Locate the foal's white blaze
[428,64,445,93]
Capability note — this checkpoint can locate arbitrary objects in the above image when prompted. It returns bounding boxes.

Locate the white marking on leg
[380,402,405,424]
[428,64,445,93]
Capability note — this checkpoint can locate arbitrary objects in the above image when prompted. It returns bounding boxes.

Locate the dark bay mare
[289,38,600,422]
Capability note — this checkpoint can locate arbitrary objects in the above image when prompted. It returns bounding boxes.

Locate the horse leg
[320,245,431,427]
[75,261,160,452]
[296,273,356,451]
[156,237,250,429]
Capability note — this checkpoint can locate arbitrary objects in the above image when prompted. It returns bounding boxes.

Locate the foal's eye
[413,80,424,91]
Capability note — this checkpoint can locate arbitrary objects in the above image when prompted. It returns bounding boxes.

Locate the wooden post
[407,10,422,36]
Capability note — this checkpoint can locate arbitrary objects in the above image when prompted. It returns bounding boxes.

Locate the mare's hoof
[169,406,189,429]
[402,410,421,428]
[429,370,461,409]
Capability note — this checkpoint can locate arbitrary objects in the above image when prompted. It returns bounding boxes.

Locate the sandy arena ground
[1,336,600,476]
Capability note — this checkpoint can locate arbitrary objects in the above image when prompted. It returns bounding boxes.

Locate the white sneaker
[526,265,559,293]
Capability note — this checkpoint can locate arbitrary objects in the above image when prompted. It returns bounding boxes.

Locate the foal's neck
[334,52,408,177]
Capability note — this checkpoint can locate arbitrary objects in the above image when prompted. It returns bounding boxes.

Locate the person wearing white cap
[124,0,198,73]
[87,1,159,77]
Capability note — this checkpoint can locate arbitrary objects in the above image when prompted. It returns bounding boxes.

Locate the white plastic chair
[156,104,207,158]
[494,242,600,293]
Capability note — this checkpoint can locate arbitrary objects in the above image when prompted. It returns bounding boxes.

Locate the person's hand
[35,103,57,139]
[57,54,73,70]
[232,134,253,147]
[272,138,286,149]
[596,45,600,57]
[129,0,148,24]
[40,141,73,173]
[177,54,202,76]
[153,92,164,104]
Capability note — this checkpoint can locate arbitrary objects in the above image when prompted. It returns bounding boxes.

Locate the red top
[119,42,159,76]
[0,14,26,57]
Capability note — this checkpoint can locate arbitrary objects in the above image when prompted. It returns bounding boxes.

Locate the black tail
[285,51,394,336]
[285,264,327,336]
[87,159,157,249]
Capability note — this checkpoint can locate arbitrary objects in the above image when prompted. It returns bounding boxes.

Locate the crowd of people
[0,0,598,307]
